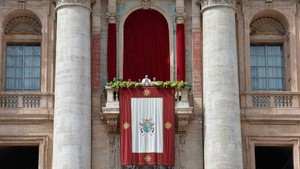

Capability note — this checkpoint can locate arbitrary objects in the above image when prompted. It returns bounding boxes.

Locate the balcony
[101,87,193,134]
[0,92,54,122]
[240,91,300,122]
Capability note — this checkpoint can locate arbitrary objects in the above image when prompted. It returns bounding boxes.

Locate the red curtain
[176,24,185,81]
[107,23,117,81]
[120,87,175,166]
[124,9,170,81]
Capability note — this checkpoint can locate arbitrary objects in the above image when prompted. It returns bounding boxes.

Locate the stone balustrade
[240,92,300,122]
[0,92,54,121]
[102,87,193,134]
[240,91,299,108]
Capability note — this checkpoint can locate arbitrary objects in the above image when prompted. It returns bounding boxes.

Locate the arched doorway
[123,9,170,81]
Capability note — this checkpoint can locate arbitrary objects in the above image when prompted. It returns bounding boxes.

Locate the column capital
[175,13,186,24]
[175,0,185,24]
[106,12,117,24]
[201,0,236,11]
[56,0,91,10]
[107,0,117,24]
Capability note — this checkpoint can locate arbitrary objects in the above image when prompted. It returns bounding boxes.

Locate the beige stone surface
[53,2,91,169]
[202,5,243,169]
[0,0,300,169]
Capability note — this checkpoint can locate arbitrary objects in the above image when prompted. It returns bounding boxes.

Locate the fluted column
[201,0,243,169]
[53,1,91,169]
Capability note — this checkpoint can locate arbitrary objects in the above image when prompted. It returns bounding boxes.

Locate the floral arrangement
[105,80,191,90]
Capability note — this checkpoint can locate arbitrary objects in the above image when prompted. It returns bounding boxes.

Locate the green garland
[105,80,191,90]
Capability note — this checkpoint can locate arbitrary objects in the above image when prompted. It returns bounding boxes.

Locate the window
[255,146,293,169]
[250,44,284,91]
[6,44,41,91]
[0,146,39,169]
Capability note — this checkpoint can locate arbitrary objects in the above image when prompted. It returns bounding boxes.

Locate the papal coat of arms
[139,116,155,135]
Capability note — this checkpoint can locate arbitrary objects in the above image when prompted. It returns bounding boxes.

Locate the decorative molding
[18,0,26,10]
[106,12,117,24]
[0,135,49,169]
[250,17,285,35]
[175,13,186,24]
[4,16,42,35]
[201,0,236,10]
[107,0,117,24]
[175,0,185,24]
[176,114,191,133]
[57,0,90,5]
[141,0,151,10]
[56,0,91,9]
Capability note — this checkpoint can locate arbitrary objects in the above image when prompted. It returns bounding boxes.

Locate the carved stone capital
[56,0,91,10]
[106,12,117,24]
[175,13,186,24]
[201,0,236,11]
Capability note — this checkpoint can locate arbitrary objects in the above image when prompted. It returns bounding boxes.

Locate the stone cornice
[56,0,91,10]
[201,0,236,11]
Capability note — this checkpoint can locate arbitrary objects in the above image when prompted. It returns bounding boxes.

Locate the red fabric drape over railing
[124,9,170,81]
[176,24,185,81]
[120,87,175,166]
[107,23,117,81]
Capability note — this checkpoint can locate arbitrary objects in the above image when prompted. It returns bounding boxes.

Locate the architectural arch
[118,5,174,81]
[249,9,289,33]
[3,9,42,35]
[247,9,291,91]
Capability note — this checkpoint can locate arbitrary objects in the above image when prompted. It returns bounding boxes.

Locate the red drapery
[124,9,170,81]
[176,24,185,81]
[120,87,175,166]
[107,23,117,81]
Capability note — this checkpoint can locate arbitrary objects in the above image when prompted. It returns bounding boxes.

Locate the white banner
[131,98,163,153]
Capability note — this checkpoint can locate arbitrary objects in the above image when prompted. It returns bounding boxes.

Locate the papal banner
[120,87,175,166]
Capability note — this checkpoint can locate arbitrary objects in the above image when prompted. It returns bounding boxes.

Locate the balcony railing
[240,91,300,122]
[240,92,300,108]
[102,87,193,134]
[0,92,54,121]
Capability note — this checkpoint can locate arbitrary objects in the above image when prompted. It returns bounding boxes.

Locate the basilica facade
[0,0,299,169]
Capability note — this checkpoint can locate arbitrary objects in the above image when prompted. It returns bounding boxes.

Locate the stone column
[53,1,91,169]
[201,0,243,169]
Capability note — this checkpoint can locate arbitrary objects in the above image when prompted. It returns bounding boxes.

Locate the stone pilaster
[192,0,202,94]
[53,0,91,169]
[201,0,243,169]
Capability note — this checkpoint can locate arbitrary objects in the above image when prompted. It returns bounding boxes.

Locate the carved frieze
[201,0,236,10]
[56,0,91,8]
[250,17,285,35]
[4,16,42,35]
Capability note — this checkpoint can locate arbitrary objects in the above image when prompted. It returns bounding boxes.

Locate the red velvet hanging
[176,24,185,81]
[107,23,117,81]
[124,9,170,81]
